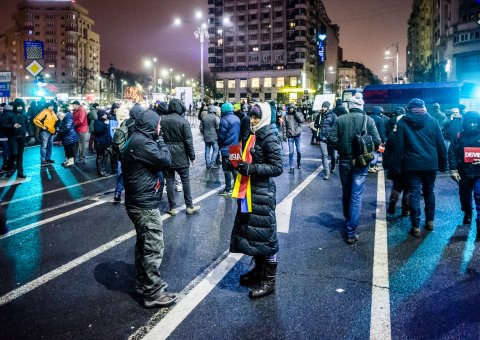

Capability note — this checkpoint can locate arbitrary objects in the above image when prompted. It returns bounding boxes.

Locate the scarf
[232,134,256,213]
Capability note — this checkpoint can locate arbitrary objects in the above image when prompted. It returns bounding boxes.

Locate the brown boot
[388,190,400,215]
[249,261,277,299]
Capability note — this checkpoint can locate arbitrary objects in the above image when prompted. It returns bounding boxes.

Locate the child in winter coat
[448,110,480,241]
[93,110,112,176]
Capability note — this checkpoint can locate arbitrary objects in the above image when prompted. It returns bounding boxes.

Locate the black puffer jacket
[230,124,283,257]
[121,109,172,210]
[5,99,31,138]
[390,111,447,173]
[448,111,480,177]
[160,99,195,168]
[315,109,337,142]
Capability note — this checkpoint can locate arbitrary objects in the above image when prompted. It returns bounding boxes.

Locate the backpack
[351,115,374,167]
[111,119,135,151]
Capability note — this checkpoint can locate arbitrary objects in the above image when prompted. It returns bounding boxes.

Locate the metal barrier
[186,110,198,127]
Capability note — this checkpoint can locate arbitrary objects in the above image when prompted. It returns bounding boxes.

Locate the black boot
[249,261,277,299]
[462,211,472,227]
[388,190,400,215]
[239,256,263,287]
[401,192,410,216]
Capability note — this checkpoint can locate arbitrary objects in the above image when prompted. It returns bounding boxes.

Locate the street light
[144,58,157,93]
[121,79,128,99]
[385,42,399,84]
[174,16,210,100]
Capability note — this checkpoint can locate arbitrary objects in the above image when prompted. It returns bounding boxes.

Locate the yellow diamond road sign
[26,60,44,77]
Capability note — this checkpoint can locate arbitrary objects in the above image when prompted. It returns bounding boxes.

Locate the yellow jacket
[33,109,57,134]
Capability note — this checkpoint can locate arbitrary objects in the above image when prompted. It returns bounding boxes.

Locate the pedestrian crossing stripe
[26,60,44,77]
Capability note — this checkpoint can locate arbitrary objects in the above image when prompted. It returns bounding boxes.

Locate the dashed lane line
[369,170,392,340]
[0,186,223,307]
[1,175,115,206]
[276,165,323,233]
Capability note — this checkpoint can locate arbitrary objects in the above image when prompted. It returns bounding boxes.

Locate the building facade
[207,0,340,104]
[0,0,100,99]
[407,0,480,83]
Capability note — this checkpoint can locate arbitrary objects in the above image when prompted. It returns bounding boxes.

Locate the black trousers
[64,143,76,158]
[7,137,25,173]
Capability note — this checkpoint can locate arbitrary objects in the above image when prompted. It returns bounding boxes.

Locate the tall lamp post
[385,42,399,84]
[144,58,157,93]
[121,79,127,99]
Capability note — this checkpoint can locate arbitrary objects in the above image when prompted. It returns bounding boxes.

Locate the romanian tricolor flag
[232,135,256,213]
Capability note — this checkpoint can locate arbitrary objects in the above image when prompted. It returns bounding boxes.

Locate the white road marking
[369,170,392,340]
[0,200,108,240]
[1,175,114,205]
[142,253,244,340]
[0,186,223,306]
[276,165,323,233]
[0,176,32,187]
[5,190,114,225]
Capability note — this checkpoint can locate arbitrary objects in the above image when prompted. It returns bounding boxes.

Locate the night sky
[0,0,412,80]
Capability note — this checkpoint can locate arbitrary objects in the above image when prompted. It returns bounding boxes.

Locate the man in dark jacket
[218,102,240,196]
[315,101,337,180]
[161,98,200,215]
[0,104,11,171]
[199,105,220,169]
[121,109,177,308]
[448,111,480,239]
[4,99,31,178]
[368,106,387,173]
[328,93,381,244]
[390,98,447,237]
[332,98,348,117]
[285,104,304,173]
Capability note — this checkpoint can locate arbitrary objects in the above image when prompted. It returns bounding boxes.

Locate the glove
[236,161,252,176]
[450,170,461,182]
[473,159,480,166]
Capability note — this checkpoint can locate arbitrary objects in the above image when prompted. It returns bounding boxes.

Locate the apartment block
[207,0,340,104]
[0,0,100,98]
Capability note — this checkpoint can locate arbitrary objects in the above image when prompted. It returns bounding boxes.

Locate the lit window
[252,78,260,87]
[253,47,259,52]
[276,77,284,87]
[290,77,297,87]
[228,80,235,88]
[240,79,247,88]
[216,80,224,89]
[264,78,272,87]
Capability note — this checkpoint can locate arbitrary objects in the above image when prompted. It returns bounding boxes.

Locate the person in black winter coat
[0,104,12,171]
[121,108,177,308]
[161,98,200,216]
[230,102,283,299]
[332,98,348,118]
[448,111,480,240]
[315,101,337,179]
[368,106,387,173]
[93,110,112,176]
[390,98,447,237]
[4,99,31,178]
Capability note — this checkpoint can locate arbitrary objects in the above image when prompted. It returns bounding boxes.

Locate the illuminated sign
[318,41,325,64]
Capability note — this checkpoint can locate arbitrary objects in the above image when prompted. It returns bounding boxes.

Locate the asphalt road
[0,124,479,340]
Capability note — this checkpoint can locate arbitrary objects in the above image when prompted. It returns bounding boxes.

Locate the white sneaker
[186,205,200,215]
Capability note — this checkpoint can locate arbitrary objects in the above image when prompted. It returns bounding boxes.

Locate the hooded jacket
[160,99,195,168]
[73,104,88,133]
[5,99,31,138]
[315,109,337,142]
[218,108,240,156]
[328,108,381,159]
[230,102,283,257]
[285,106,304,138]
[34,105,57,134]
[390,111,447,173]
[448,111,480,177]
[121,109,172,209]
[199,111,220,143]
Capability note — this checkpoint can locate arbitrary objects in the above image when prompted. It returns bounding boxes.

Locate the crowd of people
[0,93,478,308]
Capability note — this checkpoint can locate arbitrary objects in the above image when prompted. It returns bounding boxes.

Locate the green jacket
[328,108,381,159]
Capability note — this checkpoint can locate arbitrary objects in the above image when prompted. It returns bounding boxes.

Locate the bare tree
[77,67,96,96]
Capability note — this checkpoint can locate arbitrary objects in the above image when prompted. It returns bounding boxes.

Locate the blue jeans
[115,160,124,195]
[319,141,330,175]
[221,155,237,191]
[205,141,219,168]
[404,170,437,228]
[40,130,54,161]
[288,136,301,168]
[339,160,368,237]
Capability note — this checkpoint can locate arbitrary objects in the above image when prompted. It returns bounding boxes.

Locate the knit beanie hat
[407,98,426,114]
[250,105,262,119]
[372,106,384,115]
[221,102,234,113]
[349,93,364,110]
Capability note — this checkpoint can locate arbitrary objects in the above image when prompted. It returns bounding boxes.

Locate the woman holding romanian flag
[230,102,283,299]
